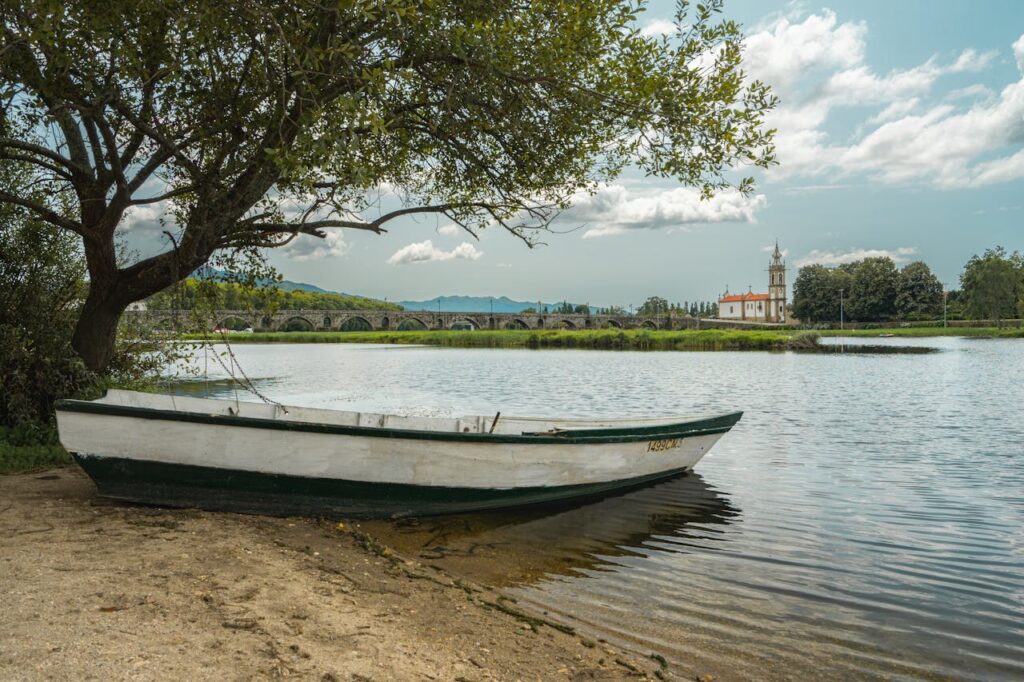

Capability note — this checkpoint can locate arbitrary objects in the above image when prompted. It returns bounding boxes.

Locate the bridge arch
[380,316,390,330]
[281,315,316,332]
[217,315,250,331]
[553,319,577,329]
[338,316,372,332]
[449,318,478,331]
[639,319,658,330]
[504,318,529,330]
[397,317,428,331]
[320,314,333,330]
[602,319,622,329]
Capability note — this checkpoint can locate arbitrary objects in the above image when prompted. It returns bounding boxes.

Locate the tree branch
[0,190,84,235]
[0,137,91,177]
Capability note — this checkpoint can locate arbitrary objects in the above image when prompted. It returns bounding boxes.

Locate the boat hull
[56,392,740,518]
[71,453,694,518]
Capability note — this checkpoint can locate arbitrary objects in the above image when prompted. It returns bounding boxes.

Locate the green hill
[146,279,401,312]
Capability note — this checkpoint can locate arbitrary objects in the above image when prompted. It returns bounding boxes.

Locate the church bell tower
[768,241,787,323]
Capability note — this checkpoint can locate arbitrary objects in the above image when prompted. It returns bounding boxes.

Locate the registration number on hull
[646,438,681,452]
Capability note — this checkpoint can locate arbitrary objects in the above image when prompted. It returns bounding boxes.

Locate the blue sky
[128,1,1024,306]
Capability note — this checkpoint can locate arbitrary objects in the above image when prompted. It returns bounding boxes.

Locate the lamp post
[942,283,948,328]
[839,288,845,331]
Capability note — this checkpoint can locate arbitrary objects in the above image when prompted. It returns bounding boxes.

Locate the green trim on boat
[72,454,695,518]
[55,399,742,445]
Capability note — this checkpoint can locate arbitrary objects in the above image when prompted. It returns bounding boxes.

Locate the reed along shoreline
[180,326,1023,351]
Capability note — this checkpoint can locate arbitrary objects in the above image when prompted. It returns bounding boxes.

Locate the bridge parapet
[125,309,706,332]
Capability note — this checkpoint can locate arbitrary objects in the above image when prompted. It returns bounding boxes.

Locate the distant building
[718,243,787,322]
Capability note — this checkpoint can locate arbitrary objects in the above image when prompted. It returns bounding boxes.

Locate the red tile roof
[719,293,769,303]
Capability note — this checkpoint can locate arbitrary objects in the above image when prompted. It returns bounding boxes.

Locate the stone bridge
[128,309,708,332]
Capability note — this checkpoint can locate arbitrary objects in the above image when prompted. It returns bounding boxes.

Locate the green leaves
[1,0,776,369]
[960,247,1024,322]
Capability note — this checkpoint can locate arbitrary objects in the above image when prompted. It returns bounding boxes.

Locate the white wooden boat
[55,390,742,518]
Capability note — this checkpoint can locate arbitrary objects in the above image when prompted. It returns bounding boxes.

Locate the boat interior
[90,390,702,435]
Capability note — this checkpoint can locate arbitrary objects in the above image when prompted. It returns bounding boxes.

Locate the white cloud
[437,223,460,236]
[949,48,997,73]
[119,204,167,232]
[563,184,766,239]
[745,10,1024,188]
[867,98,920,125]
[641,19,675,37]
[795,246,918,267]
[387,240,482,265]
[946,84,992,101]
[744,10,865,93]
[281,231,349,261]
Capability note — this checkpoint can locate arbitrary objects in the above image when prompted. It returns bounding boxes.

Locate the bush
[0,206,98,431]
[0,170,186,435]
[785,331,821,350]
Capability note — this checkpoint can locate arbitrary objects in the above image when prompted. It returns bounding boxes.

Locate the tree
[791,264,854,322]
[0,0,775,370]
[960,247,1024,323]
[637,296,669,317]
[895,261,943,319]
[847,257,898,322]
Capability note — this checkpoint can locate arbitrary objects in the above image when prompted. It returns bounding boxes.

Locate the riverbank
[187,327,796,351]
[182,325,1023,351]
[823,326,1024,337]
[0,468,667,681]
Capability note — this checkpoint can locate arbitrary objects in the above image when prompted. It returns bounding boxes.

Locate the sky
[125,0,1024,307]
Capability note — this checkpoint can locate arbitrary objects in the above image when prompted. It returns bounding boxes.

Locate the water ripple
[185,337,1024,681]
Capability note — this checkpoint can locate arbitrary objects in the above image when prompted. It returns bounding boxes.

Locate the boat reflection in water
[361,471,739,587]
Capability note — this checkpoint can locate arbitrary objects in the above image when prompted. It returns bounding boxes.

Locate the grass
[184,328,797,351]
[820,326,1024,338]
[0,428,71,475]
[180,325,1024,352]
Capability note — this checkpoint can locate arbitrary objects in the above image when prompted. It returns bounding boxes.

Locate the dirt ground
[0,468,670,681]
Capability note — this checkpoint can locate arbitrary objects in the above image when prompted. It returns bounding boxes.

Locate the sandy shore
[0,468,667,681]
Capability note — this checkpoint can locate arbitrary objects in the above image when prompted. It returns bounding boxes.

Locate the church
[718,243,787,323]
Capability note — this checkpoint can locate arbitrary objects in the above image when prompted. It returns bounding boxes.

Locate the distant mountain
[198,267,330,294]
[197,268,585,312]
[396,295,581,313]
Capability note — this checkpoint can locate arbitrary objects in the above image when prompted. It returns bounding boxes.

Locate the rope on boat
[204,331,288,414]
[158,248,288,414]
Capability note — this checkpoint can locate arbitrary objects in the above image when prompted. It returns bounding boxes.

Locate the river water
[180,337,1024,681]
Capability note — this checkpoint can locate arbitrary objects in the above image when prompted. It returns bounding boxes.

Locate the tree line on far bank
[523,297,719,317]
[792,247,1024,323]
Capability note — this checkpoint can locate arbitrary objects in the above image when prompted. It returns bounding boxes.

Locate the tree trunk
[71,285,127,372]
[72,239,209,371]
